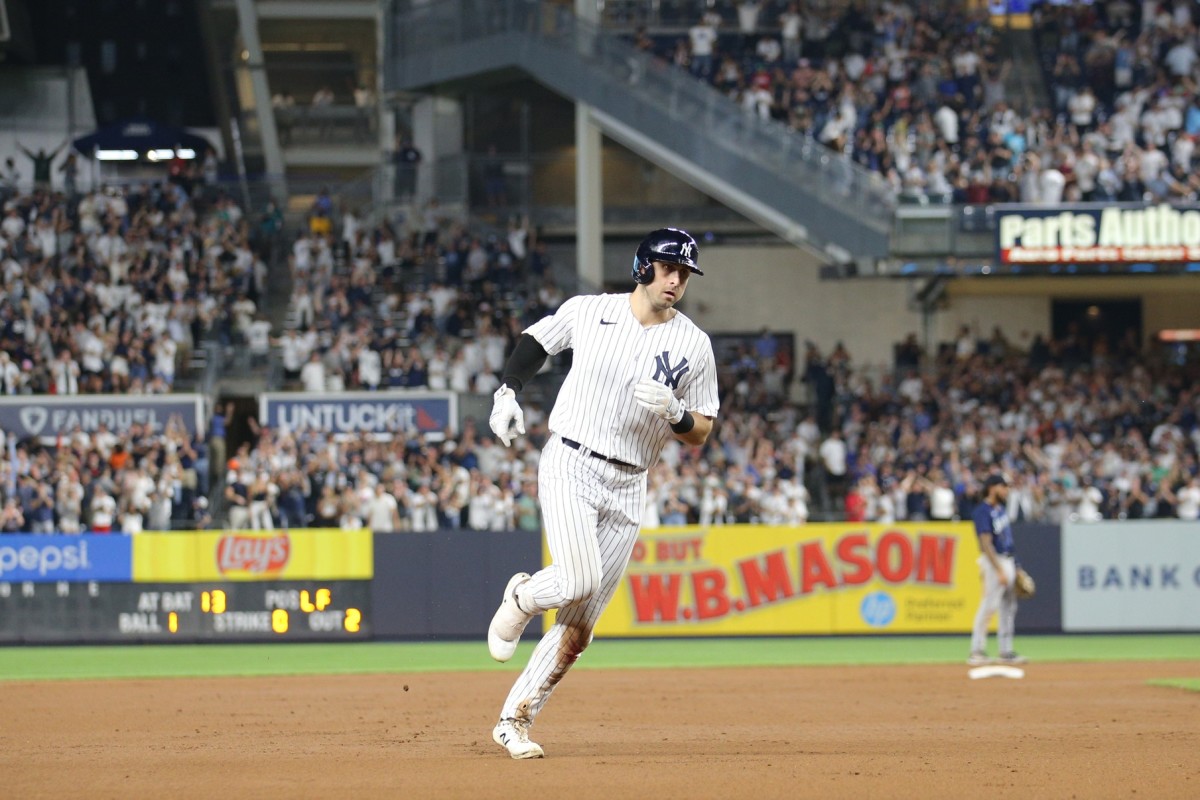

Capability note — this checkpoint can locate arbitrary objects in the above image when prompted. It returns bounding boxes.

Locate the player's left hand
[634,377,684,424]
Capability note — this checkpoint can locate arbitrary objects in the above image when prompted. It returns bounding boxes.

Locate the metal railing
[274,105,377,146]
[386,0,895,250]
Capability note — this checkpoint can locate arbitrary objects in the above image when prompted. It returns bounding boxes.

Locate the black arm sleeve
[500,333,549,393]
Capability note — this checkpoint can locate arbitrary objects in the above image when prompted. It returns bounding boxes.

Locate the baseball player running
[968,474,1029,666]
[486,228,719,759]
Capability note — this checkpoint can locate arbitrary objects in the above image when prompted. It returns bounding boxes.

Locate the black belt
[560,437,640,470]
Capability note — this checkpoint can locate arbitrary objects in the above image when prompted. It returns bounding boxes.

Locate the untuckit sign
[258,391,456,436]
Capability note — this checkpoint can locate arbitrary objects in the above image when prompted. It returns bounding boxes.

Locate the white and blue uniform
[499,292,719,723]
[970,501,1017,656]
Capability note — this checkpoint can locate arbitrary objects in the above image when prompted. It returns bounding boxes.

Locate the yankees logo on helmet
[632,227,704,285]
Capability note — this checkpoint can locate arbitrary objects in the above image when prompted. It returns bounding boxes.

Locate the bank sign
[0,394,206,439]
[259,391,456,437]
[996,203,1200,264]
[1062,521,1200,632]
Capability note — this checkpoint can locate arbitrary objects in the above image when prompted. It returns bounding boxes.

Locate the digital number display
[0,581,371,643]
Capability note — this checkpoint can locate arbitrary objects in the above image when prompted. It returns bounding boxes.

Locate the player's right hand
[489,384,526,447]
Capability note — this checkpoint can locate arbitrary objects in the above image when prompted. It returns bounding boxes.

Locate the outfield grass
[1,635,1198,682]
[1149,678,1200,693]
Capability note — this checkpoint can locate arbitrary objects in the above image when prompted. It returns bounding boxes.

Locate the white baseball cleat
[488,572,533,663]
[967,651,990,666]
[492,717,544,760]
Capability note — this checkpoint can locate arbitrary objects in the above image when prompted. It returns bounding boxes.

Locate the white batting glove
[489,384,526,447]
[634,377,685,424]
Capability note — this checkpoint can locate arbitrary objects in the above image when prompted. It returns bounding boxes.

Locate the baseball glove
[1014,567,1036,600]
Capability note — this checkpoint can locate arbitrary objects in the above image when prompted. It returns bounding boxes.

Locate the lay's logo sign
[216,534,291,576]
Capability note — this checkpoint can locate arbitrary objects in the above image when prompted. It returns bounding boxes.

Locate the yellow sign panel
[133,529,374,582]
[585,523,984,636]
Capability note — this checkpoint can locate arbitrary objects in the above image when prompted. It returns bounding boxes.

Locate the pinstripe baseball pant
[500,434,646,722]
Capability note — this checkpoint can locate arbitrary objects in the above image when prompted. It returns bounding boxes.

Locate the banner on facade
[132,529,374,582]
[0,534,133,583]
[1062,521,1200,632]
[258,391,456,437]
[575,523,985,637]
[996,204,1200,265]
[0,394,205,439]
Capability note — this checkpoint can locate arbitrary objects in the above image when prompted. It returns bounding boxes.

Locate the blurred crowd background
[3,0,1199,535]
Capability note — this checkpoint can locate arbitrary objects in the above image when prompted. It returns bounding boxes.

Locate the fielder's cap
[983,474,1008,490]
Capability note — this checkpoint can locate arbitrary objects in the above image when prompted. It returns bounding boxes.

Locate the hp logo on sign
[860,592,896,627]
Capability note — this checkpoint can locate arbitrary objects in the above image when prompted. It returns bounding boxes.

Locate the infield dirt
[3,661,1197,798]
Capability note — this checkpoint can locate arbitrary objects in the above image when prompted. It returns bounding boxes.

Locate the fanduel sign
[996,204,1200,264]
[1062,521,1200,632]
[0,395,205,438]
[259,391,456,436]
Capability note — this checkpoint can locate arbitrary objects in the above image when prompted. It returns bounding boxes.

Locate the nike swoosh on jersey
[599,320,617,325]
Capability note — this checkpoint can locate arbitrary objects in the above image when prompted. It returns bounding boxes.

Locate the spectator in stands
[688,13,717,79]
[16,140,67,191]
[26,483,56,534]
[224,465,250,530]
[312,86,335,107]
[0,157,19,201]
[313,484,341,528]
[393,136,422,200]
[1,498,24,533]
[819,428,848,507]
[248,472,276,530]
[366,481,403,533]
[309,188,334,237]
[1176,475,1200,521]
[300,350,327,392]
[90,486,117,533]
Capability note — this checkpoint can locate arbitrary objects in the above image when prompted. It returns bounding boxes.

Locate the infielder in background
[485,228,720,759]
[969,475,1029,666]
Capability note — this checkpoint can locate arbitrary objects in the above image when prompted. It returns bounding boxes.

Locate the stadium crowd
[0,174,268,396]
[0,165,267,533]
[222,190,1200,534]
[6,0,1200,534]
[277,205,556,396]
[617,0,1199,204]
[4,172,1200,534]
[214,321,1200,535]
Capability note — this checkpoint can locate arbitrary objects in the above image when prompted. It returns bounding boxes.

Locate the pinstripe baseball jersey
[525,293,719,470]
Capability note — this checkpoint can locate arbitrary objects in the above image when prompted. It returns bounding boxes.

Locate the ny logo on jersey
[652,351,690,389]
[679,242,694,259]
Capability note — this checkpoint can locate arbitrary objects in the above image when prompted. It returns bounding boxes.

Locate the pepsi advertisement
[0,535,133,583]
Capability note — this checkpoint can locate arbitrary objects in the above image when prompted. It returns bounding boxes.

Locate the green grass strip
[1,635,1198,682]
[1149,678,1200,693]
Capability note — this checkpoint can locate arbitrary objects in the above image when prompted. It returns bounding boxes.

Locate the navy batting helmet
[632,227,703,285]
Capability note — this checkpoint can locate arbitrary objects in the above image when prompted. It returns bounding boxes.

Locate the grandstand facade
[0,0,1198,535]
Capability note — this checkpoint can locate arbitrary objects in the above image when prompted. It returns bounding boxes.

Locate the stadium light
[96,150,139,161]
[147,149,175,161]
